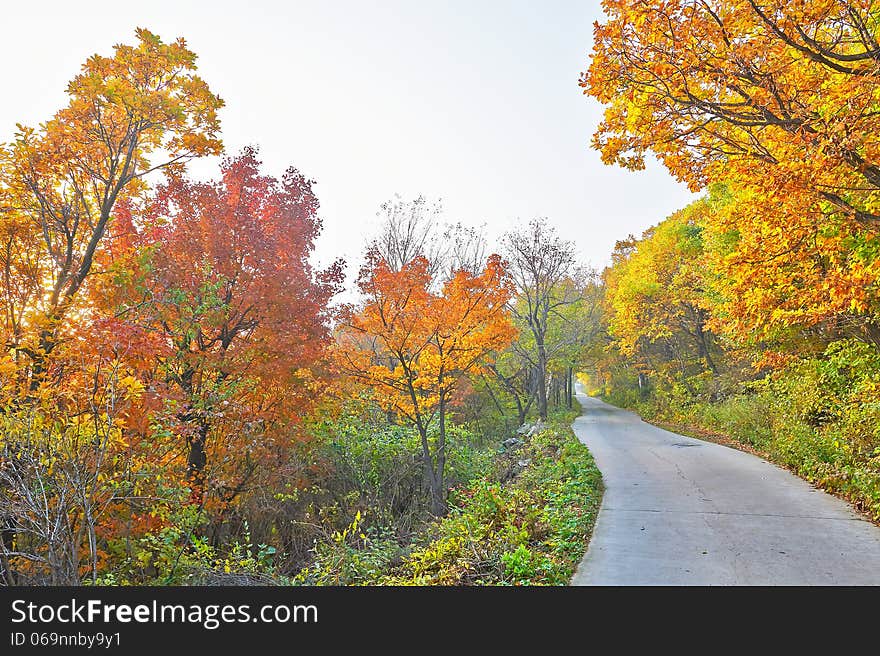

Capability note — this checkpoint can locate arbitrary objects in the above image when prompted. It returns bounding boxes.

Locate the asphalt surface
[570,393,880,585]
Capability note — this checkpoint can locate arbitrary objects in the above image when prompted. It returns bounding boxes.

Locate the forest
[3,0,880,587]
[0,29,602,585]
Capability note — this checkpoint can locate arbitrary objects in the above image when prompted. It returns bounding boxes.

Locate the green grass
[379,408,604,585]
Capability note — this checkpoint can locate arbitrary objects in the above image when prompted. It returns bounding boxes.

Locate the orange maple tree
[336,254,516,514]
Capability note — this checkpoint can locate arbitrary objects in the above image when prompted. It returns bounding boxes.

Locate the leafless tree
[368,195,446,280]
[367,195,489,285]
[501,219,584,421]
[440,221,488,279]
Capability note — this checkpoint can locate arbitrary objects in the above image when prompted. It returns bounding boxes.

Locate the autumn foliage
[0,31,342,584]
[112,148,343,502]
[586,2,880,520]
[585,0,880,343]
[604,201,720,376]
[0,28,223,396]
[336,253,516,514]
[0,27,556,585]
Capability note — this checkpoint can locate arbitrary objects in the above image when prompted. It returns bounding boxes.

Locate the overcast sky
[0,0,696,280]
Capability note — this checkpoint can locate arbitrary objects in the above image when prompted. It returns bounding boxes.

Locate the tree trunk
[536,344,548,421]
[697,324,718,374]
[187,422,209,503]
[434,395,448,515]
[567,366,573,408]
[416,423,445,516]
[638,372,648,398]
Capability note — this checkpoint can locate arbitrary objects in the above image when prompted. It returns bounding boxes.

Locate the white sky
[0,0,696,282]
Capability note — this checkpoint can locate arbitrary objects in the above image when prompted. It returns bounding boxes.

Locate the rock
[517,458,532,468]
[502,437,523,448]
[516,420,544,436]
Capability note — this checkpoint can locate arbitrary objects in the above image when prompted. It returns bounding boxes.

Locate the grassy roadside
[379,407,603,585]
[290,406,604,585]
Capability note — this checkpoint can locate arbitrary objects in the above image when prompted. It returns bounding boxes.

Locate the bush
[692,391,775,450]
[289,406,505,584]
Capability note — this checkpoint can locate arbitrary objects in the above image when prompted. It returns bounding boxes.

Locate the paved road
[570,393,880,585]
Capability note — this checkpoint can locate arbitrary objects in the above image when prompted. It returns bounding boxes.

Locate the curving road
[570,393,880,585]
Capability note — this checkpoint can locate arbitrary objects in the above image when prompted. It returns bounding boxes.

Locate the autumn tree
[701,182,880,349]
[0,28,223,394]
[585,0,880,218]
[501,219,583,421]
[336,255,515,514]
[583,0,880,345]
[604,200,725,393]
[111,148,343,513]
[0,28,223,584]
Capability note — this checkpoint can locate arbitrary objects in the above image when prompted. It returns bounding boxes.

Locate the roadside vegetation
[294,407,602,586]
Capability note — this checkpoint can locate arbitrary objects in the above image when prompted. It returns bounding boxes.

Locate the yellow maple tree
[0,27,223,395]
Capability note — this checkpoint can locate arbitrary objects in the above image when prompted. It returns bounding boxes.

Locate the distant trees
[501,220,588,421]
[360,204,598,435]
[602,199,725,396]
